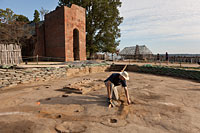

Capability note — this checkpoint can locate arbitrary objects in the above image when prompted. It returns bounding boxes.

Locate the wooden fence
[0,44,22,65]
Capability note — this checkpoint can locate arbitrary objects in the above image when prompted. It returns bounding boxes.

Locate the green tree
[0,8,17,24]
[33,10,40,23]
[58,0,123,57]
[16,15,30,23]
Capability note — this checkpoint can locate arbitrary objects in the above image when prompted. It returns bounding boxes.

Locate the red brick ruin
[34,4,86,61]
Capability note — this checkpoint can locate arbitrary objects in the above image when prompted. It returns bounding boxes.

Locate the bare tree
[0,21,32,46]
[0,8,32,46]
[40,7,49,21]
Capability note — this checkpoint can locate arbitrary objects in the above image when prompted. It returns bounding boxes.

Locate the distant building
[119,45,153,60]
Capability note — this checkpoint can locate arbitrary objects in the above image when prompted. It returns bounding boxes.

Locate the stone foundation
[0,65,109,89]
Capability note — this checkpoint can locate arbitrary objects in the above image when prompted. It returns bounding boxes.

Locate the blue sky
[0,0,58,20]
[120,0,200,54]
[1,0,200,54]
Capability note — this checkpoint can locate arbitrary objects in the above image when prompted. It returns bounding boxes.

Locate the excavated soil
[0,72,200,133]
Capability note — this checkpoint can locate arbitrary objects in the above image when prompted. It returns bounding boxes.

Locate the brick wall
[64,5,86,61]
[45,7,65,59]
[34,4,86,61]
[34,24,45,56]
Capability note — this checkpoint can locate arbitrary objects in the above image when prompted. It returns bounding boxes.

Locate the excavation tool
[121,64,127,72]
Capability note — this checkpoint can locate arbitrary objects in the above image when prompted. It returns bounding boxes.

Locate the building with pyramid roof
[119,45,153,60]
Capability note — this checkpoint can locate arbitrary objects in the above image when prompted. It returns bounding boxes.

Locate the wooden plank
[0,43,23,65]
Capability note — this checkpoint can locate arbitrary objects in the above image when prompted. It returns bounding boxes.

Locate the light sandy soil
[0,72,200,133]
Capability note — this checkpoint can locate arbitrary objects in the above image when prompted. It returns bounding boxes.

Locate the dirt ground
[0,72,200,133]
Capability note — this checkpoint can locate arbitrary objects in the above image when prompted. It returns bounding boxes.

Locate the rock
[2,80,10,85]
[20,81,30,84]
[8,84,18,87]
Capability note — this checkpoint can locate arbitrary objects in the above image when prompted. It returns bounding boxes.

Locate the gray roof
[119,45,153,55]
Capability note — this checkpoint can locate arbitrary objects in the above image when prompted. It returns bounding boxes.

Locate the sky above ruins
[120,0,200,54]
[0,0,200,54]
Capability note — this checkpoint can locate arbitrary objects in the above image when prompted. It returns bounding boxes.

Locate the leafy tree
[0,8,29,23]
[33,10,40,23]
[58,0,123,57]
[40,7,49,21]
[0,8,17,24]
[16,15,30,23]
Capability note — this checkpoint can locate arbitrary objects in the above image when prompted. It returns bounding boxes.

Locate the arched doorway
[73,29,80,60]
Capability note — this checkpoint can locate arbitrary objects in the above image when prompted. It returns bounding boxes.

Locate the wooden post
[37,55,39,65]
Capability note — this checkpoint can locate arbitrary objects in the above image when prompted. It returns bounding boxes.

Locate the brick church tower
[34,4,86,61]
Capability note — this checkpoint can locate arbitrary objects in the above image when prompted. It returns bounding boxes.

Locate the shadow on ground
[39,94,108,107]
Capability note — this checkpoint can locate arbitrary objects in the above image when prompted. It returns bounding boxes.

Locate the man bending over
[104,71,131,105]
